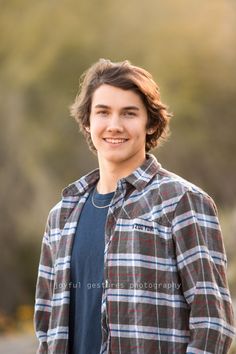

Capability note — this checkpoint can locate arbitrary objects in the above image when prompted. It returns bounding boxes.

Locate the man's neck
[96,156,146,194]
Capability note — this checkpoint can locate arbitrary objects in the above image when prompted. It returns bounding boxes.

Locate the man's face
[88,84,149,170]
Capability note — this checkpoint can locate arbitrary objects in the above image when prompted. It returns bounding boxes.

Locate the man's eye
[124,111,136,117]
[97,110,108,116]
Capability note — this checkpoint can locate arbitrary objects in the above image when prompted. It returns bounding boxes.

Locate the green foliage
[0,0,235,328]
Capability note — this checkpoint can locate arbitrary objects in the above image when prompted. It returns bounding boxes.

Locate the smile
[104,138,128,144]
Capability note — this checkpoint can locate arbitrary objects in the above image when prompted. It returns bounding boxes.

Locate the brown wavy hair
[70,58,172,153]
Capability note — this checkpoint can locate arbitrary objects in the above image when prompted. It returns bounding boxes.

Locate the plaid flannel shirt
[34,154,235,353]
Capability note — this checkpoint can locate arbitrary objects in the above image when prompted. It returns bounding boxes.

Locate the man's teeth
[105,138,127,144]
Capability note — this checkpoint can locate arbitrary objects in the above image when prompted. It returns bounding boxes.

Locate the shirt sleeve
[172,190,235,354]
[34,213,55,353]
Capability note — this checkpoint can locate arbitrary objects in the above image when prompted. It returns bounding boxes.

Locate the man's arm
[34,215,54,353]
[172,190,235,354]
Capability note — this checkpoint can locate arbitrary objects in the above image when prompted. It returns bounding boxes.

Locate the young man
[34,59,235,353]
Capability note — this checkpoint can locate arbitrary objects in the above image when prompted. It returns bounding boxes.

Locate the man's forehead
[91,84,143,107]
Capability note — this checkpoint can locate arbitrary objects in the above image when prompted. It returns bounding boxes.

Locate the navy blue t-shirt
[69,187,114,354]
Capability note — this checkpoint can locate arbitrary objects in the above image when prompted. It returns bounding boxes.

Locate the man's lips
[103,138,128,144]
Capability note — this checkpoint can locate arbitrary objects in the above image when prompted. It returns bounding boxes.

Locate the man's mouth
[103,138,128,144]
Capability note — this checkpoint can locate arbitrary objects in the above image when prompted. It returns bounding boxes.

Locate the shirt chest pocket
[111,217,175,259]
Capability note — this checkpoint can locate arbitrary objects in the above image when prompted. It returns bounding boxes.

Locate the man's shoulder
[46,168,99,227]
[152,165,212,203]
[49,199,63,215]
[46,200,64,228]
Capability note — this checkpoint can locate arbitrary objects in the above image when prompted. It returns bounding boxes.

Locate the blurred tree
[0,0,235,321]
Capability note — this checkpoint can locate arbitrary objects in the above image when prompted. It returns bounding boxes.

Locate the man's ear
[147,127,156,135]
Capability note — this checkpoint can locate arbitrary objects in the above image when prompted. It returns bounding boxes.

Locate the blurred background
[0,0,235,352]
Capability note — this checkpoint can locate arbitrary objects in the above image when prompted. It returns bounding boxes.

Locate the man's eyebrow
[122,106,140,111]
[94,104,140,110]
[94,104,110,109]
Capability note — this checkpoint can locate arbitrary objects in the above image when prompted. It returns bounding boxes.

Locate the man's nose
[106,114,124,132]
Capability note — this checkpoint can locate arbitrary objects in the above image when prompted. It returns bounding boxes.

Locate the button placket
[103,185,126,332]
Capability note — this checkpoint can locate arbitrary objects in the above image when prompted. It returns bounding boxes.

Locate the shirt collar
[62,153,161,197]
[123,153,161,192]
[62,168,100,197]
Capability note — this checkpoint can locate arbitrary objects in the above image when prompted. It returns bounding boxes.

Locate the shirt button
[105,279,109,289]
